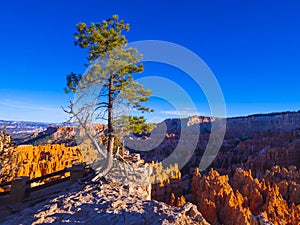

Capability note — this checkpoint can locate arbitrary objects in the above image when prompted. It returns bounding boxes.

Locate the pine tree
[65,15,154,177]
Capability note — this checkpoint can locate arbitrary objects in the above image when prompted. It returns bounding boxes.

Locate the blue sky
[0,0,300,122]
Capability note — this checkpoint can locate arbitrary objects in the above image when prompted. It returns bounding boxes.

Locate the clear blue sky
[0,0,300,122]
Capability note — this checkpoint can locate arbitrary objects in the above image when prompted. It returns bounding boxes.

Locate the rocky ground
[1,179,209,225]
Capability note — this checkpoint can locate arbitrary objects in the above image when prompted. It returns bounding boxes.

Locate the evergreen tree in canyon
[65,15,153,176]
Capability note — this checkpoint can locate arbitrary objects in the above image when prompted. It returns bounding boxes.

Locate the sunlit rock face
[0,144,84,187]
[150,161,186,207]
[263,165,300,205]
[148,162,299,225]
[189,167,300,225]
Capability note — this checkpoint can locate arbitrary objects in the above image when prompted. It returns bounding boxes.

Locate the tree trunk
[101,76,114,176]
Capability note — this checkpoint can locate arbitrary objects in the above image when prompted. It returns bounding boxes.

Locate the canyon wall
[0,144,84,188]
[129,112,300,178]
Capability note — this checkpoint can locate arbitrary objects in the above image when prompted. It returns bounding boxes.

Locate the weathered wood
[27,168,70,184]
[0,181,12,188]
[29,177,70,193]
[70,163,86,183]
[8,176,29,204]
[0,164,91,198]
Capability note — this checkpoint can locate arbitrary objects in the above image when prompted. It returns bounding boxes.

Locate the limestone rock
[189,167,300,225]
[1,181,209,225]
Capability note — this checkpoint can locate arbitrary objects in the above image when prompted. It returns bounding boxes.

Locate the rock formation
[0,144,84,187]
[12,111,300,181]
[1,179,209,225]
[190,167,300,225]
[0,126,11,152]
[263,165,300,205]
[150,162,186,206]
[2,111,300,224]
